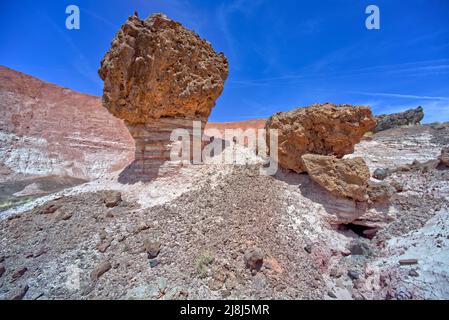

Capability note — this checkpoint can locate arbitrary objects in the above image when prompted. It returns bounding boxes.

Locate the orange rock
[301,154,371,202]
[265,103,376,173]
[98,13,228,125]
[98,13,228,177]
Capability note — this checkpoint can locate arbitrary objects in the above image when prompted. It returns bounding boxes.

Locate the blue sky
[1,0,448,123]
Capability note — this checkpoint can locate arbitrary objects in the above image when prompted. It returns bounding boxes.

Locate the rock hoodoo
[265,103,376,173]
[98,13,228,177]
[374,106,424,133]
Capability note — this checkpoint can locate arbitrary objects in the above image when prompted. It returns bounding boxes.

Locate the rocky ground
[0,124,448,300]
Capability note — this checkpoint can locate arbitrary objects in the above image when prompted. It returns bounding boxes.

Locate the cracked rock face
[266,103,376,173]
[98,13,228,125]
[301,154,371,202]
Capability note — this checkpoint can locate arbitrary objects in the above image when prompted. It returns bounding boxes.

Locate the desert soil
[0,124,448,300]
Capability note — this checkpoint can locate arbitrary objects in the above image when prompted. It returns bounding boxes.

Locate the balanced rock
[266,103,376,173]
[301,154,371,202]
[99,13,228,177]
[375,106,424,133]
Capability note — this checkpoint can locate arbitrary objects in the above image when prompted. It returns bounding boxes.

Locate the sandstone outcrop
[375,106,424,133]
[265,103,376,173]
[301,154,371,202]
[98,13,228,177]
[302,154,395,204]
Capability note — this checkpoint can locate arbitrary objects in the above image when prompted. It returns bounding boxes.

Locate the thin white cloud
[83,8,117,30]
[351,91,449,101]
[42,13,102,89]
[216,0,266,67]
[229,58,449,88]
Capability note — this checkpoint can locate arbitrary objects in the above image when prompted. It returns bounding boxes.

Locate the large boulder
[374,106,424,133]
[99,13,228,124]
[301,154,371,202]
[266,103,376,173]
[98,13,228,178]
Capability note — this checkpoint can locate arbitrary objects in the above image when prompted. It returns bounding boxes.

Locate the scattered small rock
[149,259,159,268]
[395,288,413,300]
[37,202,62,215]
[329,266,344,278]
[399,259,418,266]
[10,284,29,300]
[97,239,112,253]
[91,261,112,281]
[99,229,108,240]
[373,168,389,180]
[103,191,122,208]
[349,239,373,256]
[0,265,5,277]
[304,243,313,254]
[390,179,404,192]
[327,290,337,299]
[11,267,27,282]
[144,240,161,259]
[409,269,419,277]
[244,248,264,271]
[367,180,395,203]
[32,247,47,258]
[134,223,151,234]
[105,211,114,218]
[439,147,449,167]
[225,273,238,290]
[56,211,73,221]
[208,278,224,291]
[221,289,231,298]
[347,270,360,281]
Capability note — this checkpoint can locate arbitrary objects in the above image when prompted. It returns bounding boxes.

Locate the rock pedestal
[126,118,206,176]
[98,13,228,181]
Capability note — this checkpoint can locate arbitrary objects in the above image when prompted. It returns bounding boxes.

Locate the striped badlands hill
[0,66,266,181]
[0,66,134,181]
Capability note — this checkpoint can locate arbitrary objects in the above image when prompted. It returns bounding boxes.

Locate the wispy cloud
[83,8,117,30]
[216,0,266,67]
[350,91,449,101]
[138,0,204,33]
[228,58,449,88]
[42,13,102,89]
